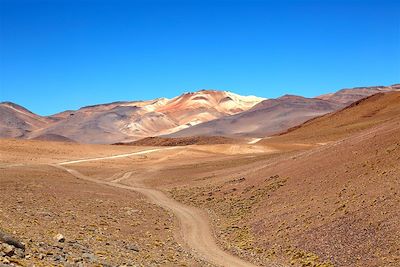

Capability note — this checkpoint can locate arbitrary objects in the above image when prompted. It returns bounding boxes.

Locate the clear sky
[0,0,399,115]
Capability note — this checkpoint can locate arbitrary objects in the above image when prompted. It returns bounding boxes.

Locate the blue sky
[0,0,399,115]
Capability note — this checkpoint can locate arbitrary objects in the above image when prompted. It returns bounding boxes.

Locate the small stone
[2,244,15,257]
[74,257,83,262]
[14,248,25,258]
[54,255,65,261]
[82,252,97,262]
[126,244,139,252]
[54,234,65,243]
[0,231,25,250]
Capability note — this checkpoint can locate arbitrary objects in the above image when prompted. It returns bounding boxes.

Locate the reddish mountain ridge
[1,84,398,144]
[1,90,264,144]
[167,94,342,138]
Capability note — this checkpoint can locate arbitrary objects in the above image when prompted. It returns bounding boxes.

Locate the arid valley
[1,89,399,267]
[1,1,399,266]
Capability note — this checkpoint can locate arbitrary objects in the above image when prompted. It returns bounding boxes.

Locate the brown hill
[262,91,400,145]
[29,90,263,144]
[167,95,342,138]
[116,136,238,146]
[234,112,400,266]
[0,102,52,138]
[316,84,400,105]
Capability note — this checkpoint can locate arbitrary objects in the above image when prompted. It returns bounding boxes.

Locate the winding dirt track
[53,148,261,267]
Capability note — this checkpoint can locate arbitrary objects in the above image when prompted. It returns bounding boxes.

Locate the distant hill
[167,84,399,139]
[0,102,52,139]
[1,84,398,144]
[261,91,400,145]
[1,90,263,144]
[316,84,400,105]
[166,95,342,138]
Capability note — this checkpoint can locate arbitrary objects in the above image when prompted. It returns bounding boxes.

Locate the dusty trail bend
[53,148,262,267]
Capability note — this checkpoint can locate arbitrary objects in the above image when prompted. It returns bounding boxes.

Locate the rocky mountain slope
[167,84,399,139]
[167,95,342,138]
[1,84,398,144]
[1,91,264,144]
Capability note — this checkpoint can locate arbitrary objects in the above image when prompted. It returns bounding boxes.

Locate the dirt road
[247,138,262,144]
[58,147,178,165]
[53,148,262,267]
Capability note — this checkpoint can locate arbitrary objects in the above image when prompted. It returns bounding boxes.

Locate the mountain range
[1,84,399,144]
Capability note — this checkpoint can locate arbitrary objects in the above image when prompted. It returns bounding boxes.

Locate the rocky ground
[0,164,206,266]
[168,120,400,267]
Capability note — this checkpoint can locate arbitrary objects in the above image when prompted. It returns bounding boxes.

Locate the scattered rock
[0,230,25,249]
[54,233,65,243]
[82,252,97,262]
[2,243,15,256]
[14,247,25,258]
[54,254,66,262]
[126,244,139,252]
[71,242,89,251]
